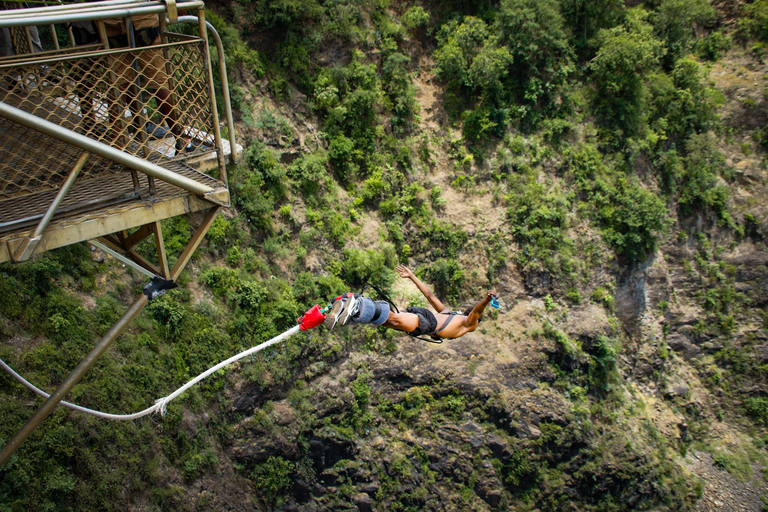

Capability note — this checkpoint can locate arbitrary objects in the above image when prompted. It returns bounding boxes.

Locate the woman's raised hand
[395,265,414,279]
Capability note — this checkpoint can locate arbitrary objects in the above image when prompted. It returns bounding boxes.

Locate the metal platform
[0,156,227,263]
[0,0,238,465]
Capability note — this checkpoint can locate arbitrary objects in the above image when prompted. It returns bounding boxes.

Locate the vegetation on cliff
[2,0,768,510]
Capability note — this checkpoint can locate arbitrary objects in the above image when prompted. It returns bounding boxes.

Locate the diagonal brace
[12,152,90,262]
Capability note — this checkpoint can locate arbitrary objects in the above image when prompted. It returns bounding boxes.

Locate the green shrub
[588,335,621,392]
[744,397,768,425]
[401,6,430,31]
[328,134,361,183]
[678,134,730,220]
[602,178,668,262]
[496,0,574,128]
[287,151,329,199]
[382,52,419,134]
[695,30,732,60]
[251,456,295,507]
[506,178,573,274]
[589,8,664,136]
[738,1,768,41]
[560,0,625,59]
[646,58,721,145]
[423,220,469,259]
[342,246,395,286]
[654,0,715,66]
[423,258,465,303]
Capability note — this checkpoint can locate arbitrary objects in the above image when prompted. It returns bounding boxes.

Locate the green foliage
[379,182,427,220]
[588,335,621,392]
[602,178,668,262]
[677,134,731,221]
[147,293,187,341]
[646,58,721,145]
[233,143,291,230]
[653,0,715,66]
[744,397,768,426]
[422,220,469,259]
[347,372,373,429]
[695,30,732,61]
[560,0,625,59]
[506,176,573,274]
[589,8,664,136]
[255,108,294,141]
[314,51,381,146]
[503,449,540,491]
[738,1,768,41]
[251,456,295,507]
[207,215,237,252]
[422,258,466,303]
[435,0,572,137]
[287,150,330,199]
[401,6,430,31]
[342,246,396,286]
[567,145,667,261]
[382,51,419,134]
[496,0,574,128]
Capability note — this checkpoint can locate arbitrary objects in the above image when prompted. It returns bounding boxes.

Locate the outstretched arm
[396,265,450,313]
[465,290,496,330]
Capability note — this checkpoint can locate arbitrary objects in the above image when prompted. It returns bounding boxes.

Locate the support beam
[12,152,90,262]
[97,236,162,277]
[152,222,170,279]
[90,239,155,279]
[122,225,153,250]
[171,206,219,280]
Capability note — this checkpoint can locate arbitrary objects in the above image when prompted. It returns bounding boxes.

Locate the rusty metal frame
[0,0,233,466]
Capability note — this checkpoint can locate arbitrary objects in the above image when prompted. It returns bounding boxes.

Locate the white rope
[0,324,302,420]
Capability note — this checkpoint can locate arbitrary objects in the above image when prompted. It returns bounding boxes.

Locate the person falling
[325,265,496,341]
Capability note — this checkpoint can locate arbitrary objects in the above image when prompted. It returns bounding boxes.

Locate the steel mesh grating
[0,34,218,200]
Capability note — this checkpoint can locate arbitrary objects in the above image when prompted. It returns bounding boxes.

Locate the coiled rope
[0,324,302,420]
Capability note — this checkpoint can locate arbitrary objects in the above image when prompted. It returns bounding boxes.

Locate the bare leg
[382,311,420,333]
[156,87,178,134]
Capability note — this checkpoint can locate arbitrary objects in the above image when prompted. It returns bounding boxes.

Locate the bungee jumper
[0,265,500,424]
[324,265,498,342]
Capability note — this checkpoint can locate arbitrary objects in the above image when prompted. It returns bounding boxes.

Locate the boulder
[667,333,701,360]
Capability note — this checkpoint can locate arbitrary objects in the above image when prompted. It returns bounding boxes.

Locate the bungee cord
[0,324,302,420]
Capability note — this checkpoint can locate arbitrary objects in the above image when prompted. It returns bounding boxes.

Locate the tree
[589,8,664,136]
[603,178,668,262]
[560,0,625,60]
[654,0,715,67]
[495,0,574,128]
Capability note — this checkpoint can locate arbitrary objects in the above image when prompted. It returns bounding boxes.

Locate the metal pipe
[11,152,91,262]
[173,15,237,169]
[0,102,215,197]
[32,152,89,238]
[196,8,226,179]
[48,24,59,51]
[90,239,156,278]
[1,0,151,16]
[0,0,195,17]
[0,293,149,467]
[0,2,204,28]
